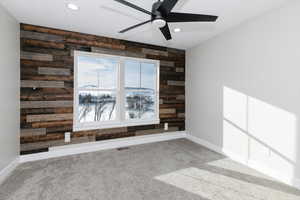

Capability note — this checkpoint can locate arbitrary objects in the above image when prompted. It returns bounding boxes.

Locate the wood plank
[40,88,73,94]
[160,60,175,67]
[159,113,177,119]
[21,51,53,61]
[160,90,184,95]
[27,113,73,122]
[31,120,73,128]
[160,118,185,123]
[176,68,184,73]
[22,47,69,56]
[38,67,71,76]
[176,95,185,100]
[135,127,179,136]
[160,70,183,76]
[178,113,185,118]
[21,142,49,152]
[74,127,128,136]
[95,132,135,141]
[20,66,38,75]
[160,108,176,114]
[21,101,73,109]
[21,59,70,68]
[161,99,184,104]
[97,127,128,135]
[22,75,73,81]
[46,125,72,133]
[160,84,185,90]
[167,80,185,86]
[20,147,49,155]
[91,47,126,56]
[135,128,162,136]
[128,125,157,131]
[53,55,73,63]
[21,93,73,101]
[160,94,182,99]
[21,30,64,42]
[91,47,146,58]
[125,52,146,58]
[160,104,185,109]
[142,48,168,56]
[167,48,185,55]
[66,38,125,50]
[21,128,46,137]
[21,133,64,143]
[22,39,65,49]
[166,122,185,128]
[21,108,73,115]
[147,54,180,62]
[21,80,65,88]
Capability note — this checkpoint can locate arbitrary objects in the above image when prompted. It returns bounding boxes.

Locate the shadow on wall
[222,86,300,185]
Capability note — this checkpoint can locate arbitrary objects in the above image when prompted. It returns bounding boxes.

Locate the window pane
[125,91,140,120]
[125,60,140,89]
[78,56,118,89]
[125,90,156,120]
[140,90,156,120]
[141,63,156,90]
[78,91,116,123]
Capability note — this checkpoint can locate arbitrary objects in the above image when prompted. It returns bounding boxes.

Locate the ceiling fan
[113,0,218,40]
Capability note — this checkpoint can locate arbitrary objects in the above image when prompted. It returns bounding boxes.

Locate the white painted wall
[186,0,300,186]
[0,4,20,172]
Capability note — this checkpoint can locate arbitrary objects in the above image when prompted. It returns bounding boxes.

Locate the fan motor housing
[151,1,164,21]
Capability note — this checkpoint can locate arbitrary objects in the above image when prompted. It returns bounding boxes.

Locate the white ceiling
[0,0,291,49]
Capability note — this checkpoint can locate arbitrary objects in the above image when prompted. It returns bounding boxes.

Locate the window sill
[73,119,160,132]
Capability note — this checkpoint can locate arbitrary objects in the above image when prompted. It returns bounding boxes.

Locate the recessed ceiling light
[174,28,181,33]
[67,3,79,11]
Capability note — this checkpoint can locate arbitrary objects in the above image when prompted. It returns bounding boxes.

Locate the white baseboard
[186,134,244,162]
[11,131,300,191]
[186,134,300,190]
[186,134,224,155]
[20,131,187,163]
[0,157,19,185]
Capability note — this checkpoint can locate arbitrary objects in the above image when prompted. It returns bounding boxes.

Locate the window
[73,51,160,131]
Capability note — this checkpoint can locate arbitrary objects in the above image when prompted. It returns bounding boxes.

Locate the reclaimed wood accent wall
[20,24,185,155]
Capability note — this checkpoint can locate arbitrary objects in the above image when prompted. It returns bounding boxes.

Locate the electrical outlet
[65,132,71,143]
[164,123,168,131]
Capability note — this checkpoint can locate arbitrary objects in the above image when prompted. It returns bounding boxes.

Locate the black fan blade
[167,12,218,23]
[160,23,172,40]
[113,0,152,15]
[158,0,178,15]
[119,20,151,33]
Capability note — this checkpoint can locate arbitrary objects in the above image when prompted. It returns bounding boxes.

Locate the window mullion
[139,61,142,119]
[119,59,125,122]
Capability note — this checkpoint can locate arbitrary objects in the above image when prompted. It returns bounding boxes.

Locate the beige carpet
[1,139,300,200]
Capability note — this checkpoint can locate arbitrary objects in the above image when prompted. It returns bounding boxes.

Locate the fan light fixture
[152,18,166,28]
[67,3,79,11]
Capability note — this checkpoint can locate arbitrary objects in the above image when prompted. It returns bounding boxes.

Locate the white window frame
[73,50,160,132]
